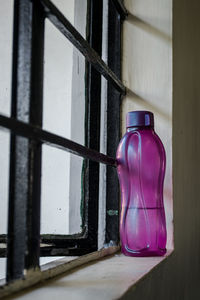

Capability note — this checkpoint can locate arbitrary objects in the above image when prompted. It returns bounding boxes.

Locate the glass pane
[43,19,86,146]
[41,145,83,235]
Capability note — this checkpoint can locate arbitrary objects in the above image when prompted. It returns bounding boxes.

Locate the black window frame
[0,0,127,284]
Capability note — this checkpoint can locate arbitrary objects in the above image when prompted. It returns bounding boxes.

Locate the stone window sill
[7,249,174,299]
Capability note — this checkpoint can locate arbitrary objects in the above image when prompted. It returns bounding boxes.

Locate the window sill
[5,249,174,300]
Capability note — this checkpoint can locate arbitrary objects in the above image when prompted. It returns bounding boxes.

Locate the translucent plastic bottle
[116,111,167,256]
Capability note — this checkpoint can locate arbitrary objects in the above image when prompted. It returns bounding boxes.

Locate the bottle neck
[126,125,154,132]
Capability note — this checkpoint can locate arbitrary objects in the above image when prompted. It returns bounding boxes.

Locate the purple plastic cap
[126,111,154,128]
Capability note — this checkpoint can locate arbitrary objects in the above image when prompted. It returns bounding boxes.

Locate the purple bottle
[116,111,167,257]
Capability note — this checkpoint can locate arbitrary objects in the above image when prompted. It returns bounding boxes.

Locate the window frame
[0,0,127,287]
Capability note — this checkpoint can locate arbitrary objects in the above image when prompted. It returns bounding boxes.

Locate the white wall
[0,0,85,236]
[41,0,74,234]
[121,0,200,299]
[122,0,173,250]
[40,0,86,235]
[68,0,87,234]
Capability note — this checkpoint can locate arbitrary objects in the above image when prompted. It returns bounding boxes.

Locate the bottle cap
[126,111,154,128]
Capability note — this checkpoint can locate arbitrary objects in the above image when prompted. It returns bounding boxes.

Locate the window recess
[0,0,127,286]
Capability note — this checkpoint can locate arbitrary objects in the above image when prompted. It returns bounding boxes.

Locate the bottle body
[117,125,167,257]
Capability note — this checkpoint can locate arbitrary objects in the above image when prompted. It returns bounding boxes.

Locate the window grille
[0,0,127,284]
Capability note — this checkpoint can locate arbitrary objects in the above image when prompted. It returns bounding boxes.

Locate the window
[0,0,127,293]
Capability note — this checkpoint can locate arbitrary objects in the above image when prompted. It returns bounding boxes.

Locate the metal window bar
[6,0,45,281]
[111,0,128,20]
[82,0,103,252]
[106,0,122,245]
[0,0,127,283]
[40,0,126,95]
[0,115,116,167]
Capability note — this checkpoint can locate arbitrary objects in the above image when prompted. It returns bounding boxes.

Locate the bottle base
[121,246,167,257]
